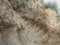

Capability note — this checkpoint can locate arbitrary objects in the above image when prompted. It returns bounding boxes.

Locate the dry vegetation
[0,0,60,45]
[8,0,43,12]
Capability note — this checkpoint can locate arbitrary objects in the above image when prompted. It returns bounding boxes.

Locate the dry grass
[0,0,60,45]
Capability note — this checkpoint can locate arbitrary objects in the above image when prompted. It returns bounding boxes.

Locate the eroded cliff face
[0,0,60,45]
